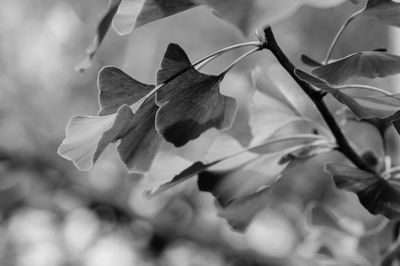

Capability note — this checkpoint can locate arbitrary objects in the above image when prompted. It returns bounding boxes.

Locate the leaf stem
[324,9,363,64]
[194,41,262,70]
[220,47,261,75]
[263,26,375,173]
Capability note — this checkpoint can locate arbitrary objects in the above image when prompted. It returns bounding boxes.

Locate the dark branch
[263,27,374,173]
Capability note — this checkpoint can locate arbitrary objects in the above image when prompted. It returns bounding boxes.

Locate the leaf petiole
[324,9,363,64]
[220,47,261,75]
[194,41,263,70]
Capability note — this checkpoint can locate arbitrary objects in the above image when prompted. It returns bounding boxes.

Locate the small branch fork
[262,27,375,174]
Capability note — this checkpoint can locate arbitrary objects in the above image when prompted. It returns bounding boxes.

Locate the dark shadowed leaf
[202,0,345,35]
[147,134,331,197]
[76,0,122,72]
[326,163,400,219]
[112,0,199,35]
[296,70,400,120]
[312,51,400,85]
[301,54,323,67]
[361,0,400,27]
[155,43,237,147]
[98,67,162,172]
[58,67,162,173]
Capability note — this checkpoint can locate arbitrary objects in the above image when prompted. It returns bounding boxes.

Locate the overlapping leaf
[326,163,400,219]
[58,67,161,173]
[76,0,122,72]
[155,43,237,147]
[361,0,400,27]
[311,51,400,85]
[112,0,199,35]
[296,70,400,121]
[147,134,331,197]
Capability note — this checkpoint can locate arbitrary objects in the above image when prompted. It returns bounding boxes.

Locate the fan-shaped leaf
[76,0,122,72]
[296,69,400,120]
[155,43,237,147]
[112,0,199,35]
[312,51,400,85]
[58,67,162,173]
[326,163,400,219]
[361,0,400,27]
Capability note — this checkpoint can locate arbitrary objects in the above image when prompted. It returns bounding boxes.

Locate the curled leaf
[326,163,400,219]
[112,0,199,35]
[312,51,400,85]
[155,43,237,147]
[76,0,122,72]
[296,69,400,121]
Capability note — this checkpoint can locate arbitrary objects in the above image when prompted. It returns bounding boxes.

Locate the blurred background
[0,0,399,265]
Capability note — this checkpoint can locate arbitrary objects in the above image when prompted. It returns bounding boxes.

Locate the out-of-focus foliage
[0,0,399,266]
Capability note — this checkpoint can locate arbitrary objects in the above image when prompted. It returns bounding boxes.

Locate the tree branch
[263,27,374,173]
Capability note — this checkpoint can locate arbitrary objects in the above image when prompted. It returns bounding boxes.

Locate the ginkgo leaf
[98,66,155,115]
[59,67,162,173]
[112,0,199,35]
[97,67,162,172]
[311,51,400,85]
[202,0,346,35]
[147,134,331,197]
[76,0,122,72]
[155,43,237,147]
[295,69,400,120]
[58,112,118,171]
[326,163,400,219]
[361,0,400,27]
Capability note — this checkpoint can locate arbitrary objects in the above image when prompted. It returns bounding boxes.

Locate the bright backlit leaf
[202,0,346,35]
[58,67,162,173]
[326,163,400,219]
[76,0,122,72]
[155,43,237,147]
[311,51,400,85]
[296,69,400,120]
[112,0,199,35]
[361,0,400,27]
[252,66,300,116]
